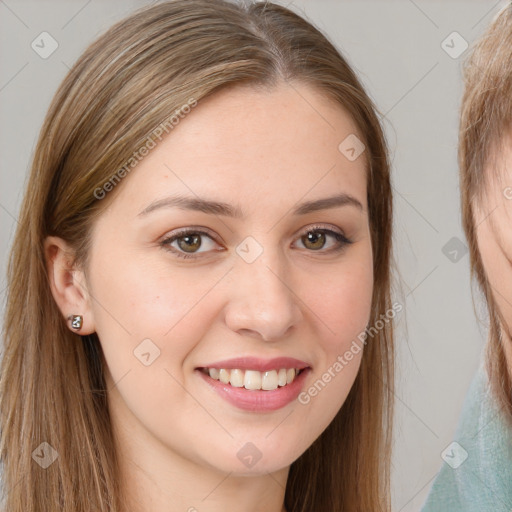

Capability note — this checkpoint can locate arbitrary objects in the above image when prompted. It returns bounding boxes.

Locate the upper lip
[196,356,311,372]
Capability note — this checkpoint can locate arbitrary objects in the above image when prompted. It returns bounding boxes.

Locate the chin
[200,446,297,476]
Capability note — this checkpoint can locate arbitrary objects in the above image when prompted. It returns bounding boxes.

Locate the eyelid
[163,225,219,242]
[298,223,345,238]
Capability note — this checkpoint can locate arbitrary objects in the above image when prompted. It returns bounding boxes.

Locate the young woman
[422,5,512,511]
[0,1,395,511]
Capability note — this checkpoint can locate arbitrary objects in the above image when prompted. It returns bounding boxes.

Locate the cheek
[87,245,222,375]
[87,250,220,434]
[295,245,372,412]
[307,247,374,349]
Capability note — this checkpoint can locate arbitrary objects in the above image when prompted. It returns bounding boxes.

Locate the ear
[44,236,96,335]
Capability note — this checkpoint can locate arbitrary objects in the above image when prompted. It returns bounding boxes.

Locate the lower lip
[196,368,311,412]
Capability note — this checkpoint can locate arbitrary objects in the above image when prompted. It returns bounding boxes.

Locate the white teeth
[203,367,301,390]
[219,368,230,384]
[262,370,278,390]
[230,369,244,388]
[244,370,261,390]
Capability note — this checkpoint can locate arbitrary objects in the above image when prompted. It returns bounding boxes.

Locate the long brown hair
[459,3,512,422]
[0,1,394,510]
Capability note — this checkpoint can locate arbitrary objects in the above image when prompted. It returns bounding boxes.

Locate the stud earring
[68,314,83,331]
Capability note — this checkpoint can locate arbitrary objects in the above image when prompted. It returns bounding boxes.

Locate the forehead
[103,81,369,218]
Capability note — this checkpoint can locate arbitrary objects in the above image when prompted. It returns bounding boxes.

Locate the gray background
[0,0,503,510]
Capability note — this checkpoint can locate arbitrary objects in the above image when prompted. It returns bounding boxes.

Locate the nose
[223,245,304,342]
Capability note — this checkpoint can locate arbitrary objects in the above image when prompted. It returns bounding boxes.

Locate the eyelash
[160,224,353,260]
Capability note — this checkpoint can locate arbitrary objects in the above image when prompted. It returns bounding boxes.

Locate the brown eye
[301,231,327,251]
[176,233,202,253]
[296,227,352,253]
[161,229,220,259]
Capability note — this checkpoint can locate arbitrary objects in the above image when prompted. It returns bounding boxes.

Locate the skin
[45,81,373,512]
[474,133,512,372]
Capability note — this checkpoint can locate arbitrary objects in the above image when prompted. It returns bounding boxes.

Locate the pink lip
[196,356,311,372]
[196,367,311,412]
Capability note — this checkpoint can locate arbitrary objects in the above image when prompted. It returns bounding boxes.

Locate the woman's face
[84,82,373,477]
[475,136,512,368]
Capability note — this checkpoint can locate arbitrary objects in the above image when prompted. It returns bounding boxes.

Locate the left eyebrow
[294,194,364,215]
[137,193,364,219]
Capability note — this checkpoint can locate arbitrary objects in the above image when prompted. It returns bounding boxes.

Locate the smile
[199,367,305,391]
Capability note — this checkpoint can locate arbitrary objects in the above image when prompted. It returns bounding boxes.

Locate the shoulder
[421,364,512,512]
